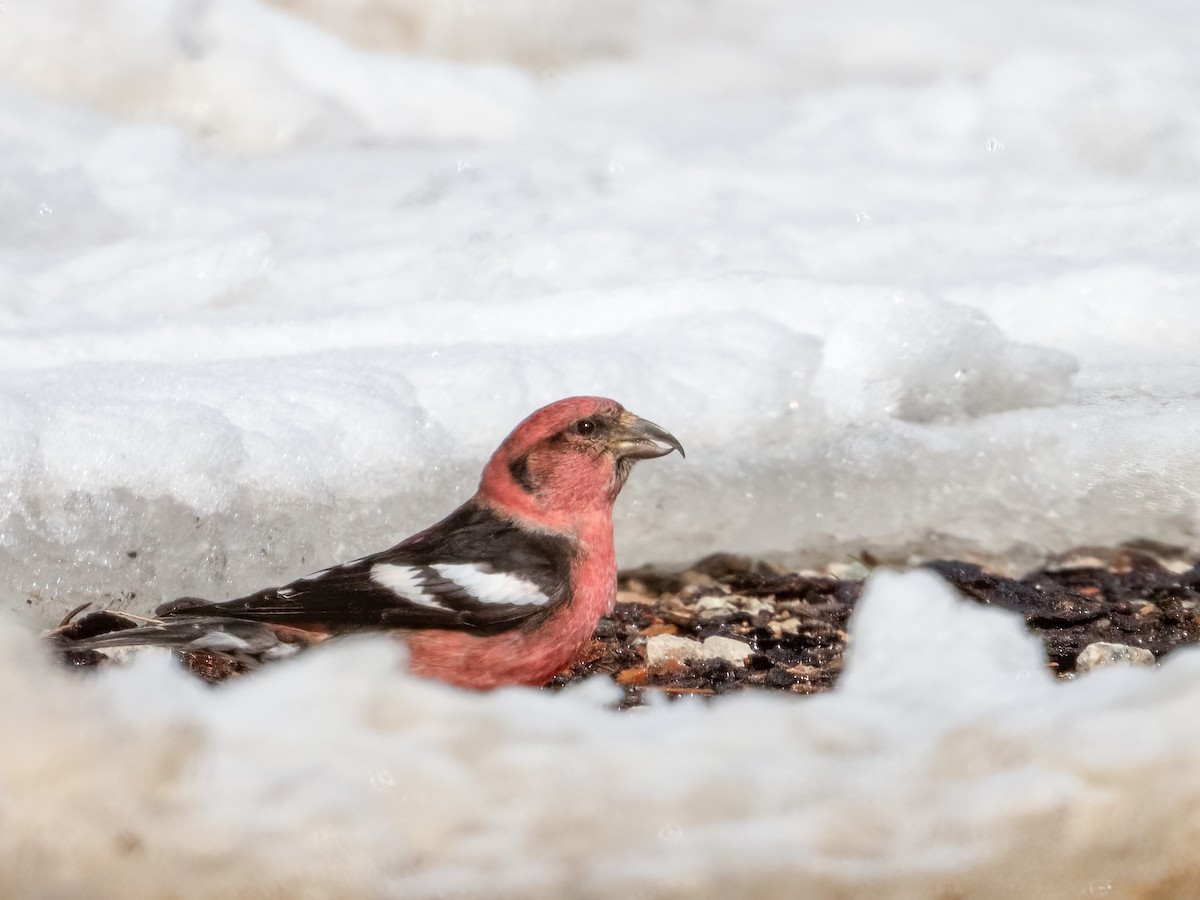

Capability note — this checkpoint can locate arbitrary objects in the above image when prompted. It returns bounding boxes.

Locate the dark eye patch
[508,454,536,493]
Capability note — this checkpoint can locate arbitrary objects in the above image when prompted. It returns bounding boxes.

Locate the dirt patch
[546,549,1200,706]
[52,547,1200,697]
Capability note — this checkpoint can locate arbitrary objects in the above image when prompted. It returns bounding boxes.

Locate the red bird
[52,397,683,690]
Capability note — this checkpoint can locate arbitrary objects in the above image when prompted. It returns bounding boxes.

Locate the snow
[2,0,1199,624]
[4,570,1200,897]
[1,0,1199,893]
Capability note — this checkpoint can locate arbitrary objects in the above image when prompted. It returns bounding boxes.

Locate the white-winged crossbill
[53,397,683,689]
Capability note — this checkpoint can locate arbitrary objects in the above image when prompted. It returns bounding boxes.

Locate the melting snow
[3,572,1199,897]
[0,0,1198,894]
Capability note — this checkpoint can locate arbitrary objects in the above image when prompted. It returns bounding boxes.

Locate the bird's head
[478,396,684,531]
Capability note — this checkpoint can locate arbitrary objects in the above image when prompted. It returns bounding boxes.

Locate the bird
[49,396,684,690]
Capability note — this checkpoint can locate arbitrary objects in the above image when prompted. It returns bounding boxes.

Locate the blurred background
[0,0,1197,624]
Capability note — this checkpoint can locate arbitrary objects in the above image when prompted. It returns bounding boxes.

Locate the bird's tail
[47,603,304,682]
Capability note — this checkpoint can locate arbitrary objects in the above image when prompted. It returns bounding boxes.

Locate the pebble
[701,636,752,665]
[694,593,774,620]
[645,635,705,668]
[679,570,719,590]
[768,618,803,636]
[826,560,872,581]
[695,596,735,619]
[645,634,752,669]
[1075,641,1156,673]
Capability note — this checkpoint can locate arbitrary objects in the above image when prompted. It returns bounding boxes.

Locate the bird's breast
[403,535,617,690]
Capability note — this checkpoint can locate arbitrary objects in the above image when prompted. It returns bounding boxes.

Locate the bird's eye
[575,419,596,435]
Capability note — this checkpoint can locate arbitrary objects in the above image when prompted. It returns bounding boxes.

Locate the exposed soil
[546,549,1200,707]
[53,547,1200,699]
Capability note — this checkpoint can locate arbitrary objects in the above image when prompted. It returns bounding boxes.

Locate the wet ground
[53,547,1200,699]
[546,549,1200,706]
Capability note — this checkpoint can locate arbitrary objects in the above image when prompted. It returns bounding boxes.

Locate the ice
[1,0,1197,623]
[1,0,1199,890]
[1,570,1198,896]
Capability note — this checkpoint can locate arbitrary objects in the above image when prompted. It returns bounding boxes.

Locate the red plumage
[51,397,683,690]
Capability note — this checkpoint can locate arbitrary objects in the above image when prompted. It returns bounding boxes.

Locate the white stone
[644,634,752,668]
[645,634,706,668]
[1075,642,1156,673]
[695,596,736,620]
[701,636,752,666]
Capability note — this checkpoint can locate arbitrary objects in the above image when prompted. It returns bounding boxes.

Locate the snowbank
[3,570,1197,898]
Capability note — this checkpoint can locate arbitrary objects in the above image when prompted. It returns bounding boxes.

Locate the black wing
[157,501,577,636]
